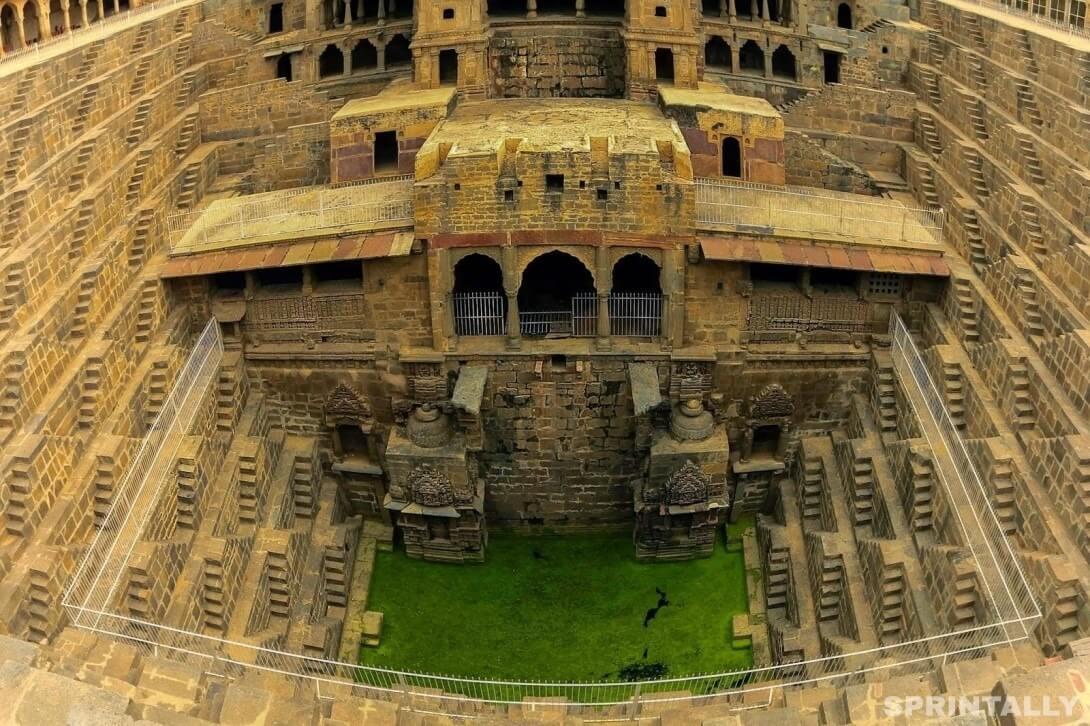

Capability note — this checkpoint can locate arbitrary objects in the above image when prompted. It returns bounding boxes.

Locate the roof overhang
[161,231,415,279]
[698,236,950,277]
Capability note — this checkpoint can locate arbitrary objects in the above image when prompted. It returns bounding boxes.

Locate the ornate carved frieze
[408,464,455,508]
[664,460,711,506]
[671,360,713,401]
[324,383,373,425]
[751,383,794,421]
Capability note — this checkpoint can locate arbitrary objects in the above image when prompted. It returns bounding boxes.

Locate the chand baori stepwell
[2,0,1090,721]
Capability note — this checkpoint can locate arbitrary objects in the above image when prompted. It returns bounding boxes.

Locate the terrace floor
[359,521,754,682]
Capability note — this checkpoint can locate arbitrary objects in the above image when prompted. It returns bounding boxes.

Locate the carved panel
[751,383,795,420]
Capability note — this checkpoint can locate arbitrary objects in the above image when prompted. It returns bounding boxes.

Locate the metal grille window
[868,272,903,297]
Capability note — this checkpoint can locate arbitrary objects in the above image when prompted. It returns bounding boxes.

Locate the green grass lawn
[360,519,753,682]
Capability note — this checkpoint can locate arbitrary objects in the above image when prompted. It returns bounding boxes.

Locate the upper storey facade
[209,0,910,104]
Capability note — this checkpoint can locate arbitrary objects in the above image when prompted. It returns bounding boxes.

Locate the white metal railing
[58,313,1044,711]
[452,292,507,336]
[889,312,1040,633]
[519,293,597,337]
[167,177,414,252]
[0,0,200,70]
[609,292,663,337]
[63,318,223,628]
[963,0,1089,39]
[695,178,944,245]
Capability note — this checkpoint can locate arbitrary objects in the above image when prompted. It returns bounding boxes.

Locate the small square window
[614,180,622,190]
[655,5,667,16]
[546,174,565,192]
[579,180,586,189]
[443,7,455,18]
[597,188,608,201]
[504,189,514,202]
[656,183,663,191]
[454,183,461,191]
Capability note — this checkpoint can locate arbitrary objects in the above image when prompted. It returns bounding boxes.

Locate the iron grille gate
[519,293,598,337]
[452,292,506,336]
[609,292,663,337]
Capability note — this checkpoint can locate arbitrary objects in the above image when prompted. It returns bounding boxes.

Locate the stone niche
[730,383,793,521]
[384,403,486,563]
[634,399,729,561]
[325,383,386,520]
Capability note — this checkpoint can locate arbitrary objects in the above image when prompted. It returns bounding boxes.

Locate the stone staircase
[968,97,988,141]
[952,279,980,344]
[129,55,154,98]
[964,206,987,270]
[2,118,32,181]
[1015,78,1044,129]
[126,147,154,203]
[941,362,966,430]
[68,135,98,194]
[800,457,824,522]
[126,97,154,146]
[70,82,100,137]
[1015,130,1046,187]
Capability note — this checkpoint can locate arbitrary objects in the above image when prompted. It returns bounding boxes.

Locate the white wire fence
[890,312,1040,632]
[59,313,1041,711]
[63,318,223,629]
[695,178,944,245]
[452,291,507,336]
[167,177,415,253]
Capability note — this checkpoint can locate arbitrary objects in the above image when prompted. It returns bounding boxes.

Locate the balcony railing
[970,0,1088,39]
[167,177,414,254]
[455,292,663,338]
[695,178,944,246]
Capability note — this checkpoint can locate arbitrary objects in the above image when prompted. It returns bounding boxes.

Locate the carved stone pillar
[502,246,520,349]
[729,45,739,73]
[15,6,26,47]
[342,41,352,74]
[527,0,537,18]
[377,0,385,22]
[377,44,386,71]
[719,0,727,16]
[595,246,610,350]
[576,0,585,17]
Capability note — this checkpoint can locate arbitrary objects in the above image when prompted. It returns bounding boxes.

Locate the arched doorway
[722,137,742,177]
[351,38,378,71]
[23,1,40,44]
[386,34,411,67]
[518,251,596,337]
[610,254,662,337]
[771,45,796,79]
[453,254,507,336]
[705,36,731,70]
[739,40,763,75]
[837,2,852,28]
[611,254,661,294]
[318,44,344,78]
[1,5,20,51]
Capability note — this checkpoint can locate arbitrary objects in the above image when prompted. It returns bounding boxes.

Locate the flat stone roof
[658,85,782,119]
[422,98,687,157]
[332,85,457,120]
